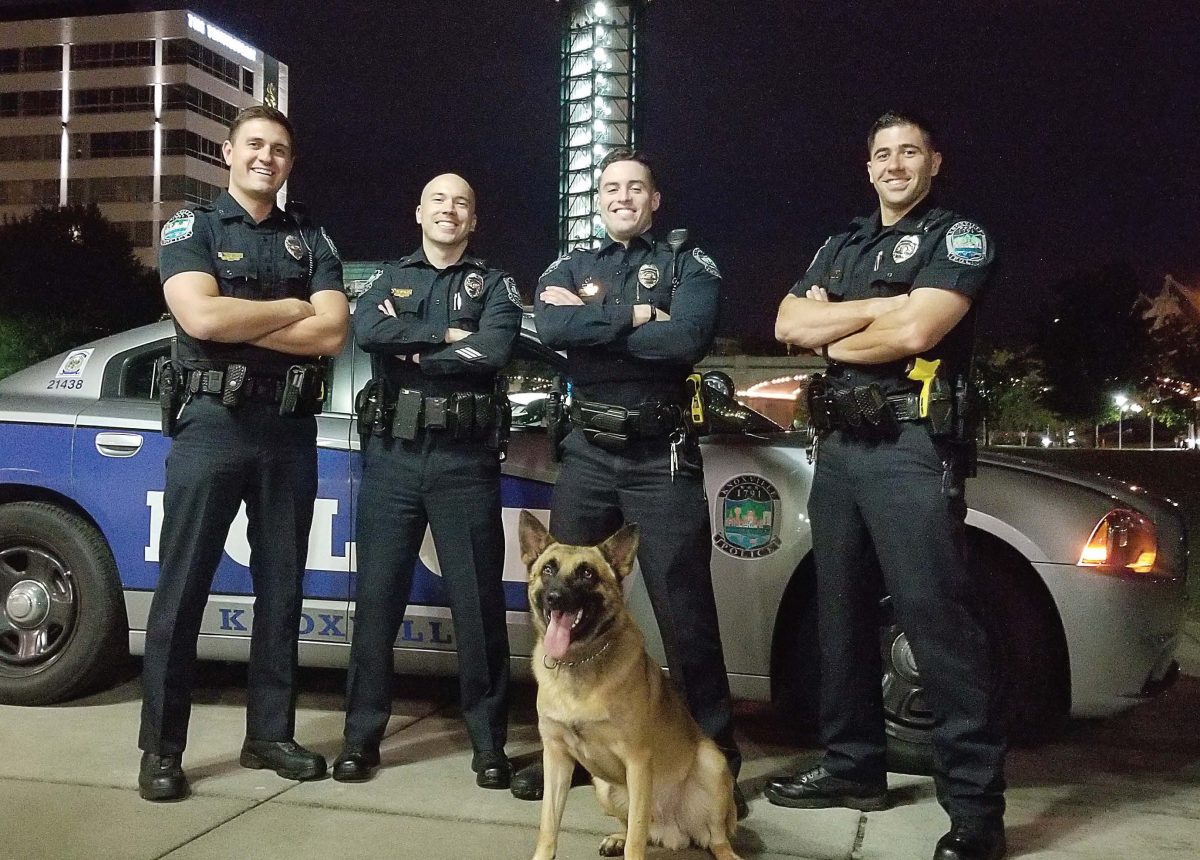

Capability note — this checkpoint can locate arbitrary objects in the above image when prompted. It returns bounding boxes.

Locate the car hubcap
[0,546,77,672]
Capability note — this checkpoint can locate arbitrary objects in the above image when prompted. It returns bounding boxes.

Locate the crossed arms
[774,285,971,365]
[164,271,350,357]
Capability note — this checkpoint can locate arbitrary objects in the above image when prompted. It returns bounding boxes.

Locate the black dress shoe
[138,752,188,802]
[509,759,591,801]
[332,745,381,783]
[764,765,890,811]
[239,739,327,780]
[933,824,1006,860]
[471,750,513,789]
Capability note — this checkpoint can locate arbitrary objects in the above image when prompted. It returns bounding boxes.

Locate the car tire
[773,539,1069,775]
[0,501,127,705]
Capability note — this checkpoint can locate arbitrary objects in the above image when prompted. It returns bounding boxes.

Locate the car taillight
[1078,509,1160,575]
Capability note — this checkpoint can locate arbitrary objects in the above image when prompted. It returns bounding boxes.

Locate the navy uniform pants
[550,429,741,777]
[809,422,1006,825]
[139,397,318,755]
[344,431,509,755]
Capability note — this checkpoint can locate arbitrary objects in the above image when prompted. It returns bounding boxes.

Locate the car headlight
[1077,509,1162,576]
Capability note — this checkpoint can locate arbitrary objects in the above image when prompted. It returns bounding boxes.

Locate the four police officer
[138,105,349,801]
[333,174,520,788]
[769,112,1006,860]
[514,148,745,815]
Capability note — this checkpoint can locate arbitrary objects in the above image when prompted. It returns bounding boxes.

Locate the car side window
[103,340,171,400]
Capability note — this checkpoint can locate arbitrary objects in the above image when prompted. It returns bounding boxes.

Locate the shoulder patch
[541,253,572,280]
[945,221,988,266]
[504,276,522,306]
[160,210,195,246]
[320,227,341,261]
[692,247,721,278]
[364,268,385,290]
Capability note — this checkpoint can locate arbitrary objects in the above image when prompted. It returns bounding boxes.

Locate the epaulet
[463,255,488,269]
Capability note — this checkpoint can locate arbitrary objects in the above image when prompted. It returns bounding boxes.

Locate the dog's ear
[598,522,640,580]
[518,510,553,567]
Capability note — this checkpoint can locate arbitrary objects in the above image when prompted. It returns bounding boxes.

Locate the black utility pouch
[450,392,475,440]
[391,389,423,441]
[547,391,568,462]
[424,396,448,431]
[579,402,630,435]
[279,365,305,415]
[222,364,247,408]
[473,394,494,441]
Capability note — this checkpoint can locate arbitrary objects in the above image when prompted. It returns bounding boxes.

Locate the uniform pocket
[217,258,258,299]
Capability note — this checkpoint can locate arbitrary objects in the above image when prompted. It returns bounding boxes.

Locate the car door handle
[95,432,144,458]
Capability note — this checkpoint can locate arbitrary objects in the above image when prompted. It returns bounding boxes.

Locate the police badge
[638,264,660,289]
[285,233,304,261]
[464,272,485,299]
[892,234,920,263]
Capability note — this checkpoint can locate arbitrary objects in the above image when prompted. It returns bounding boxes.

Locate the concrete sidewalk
[2,624,1199,860]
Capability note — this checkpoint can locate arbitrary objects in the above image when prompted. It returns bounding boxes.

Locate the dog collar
[542,638,612,671]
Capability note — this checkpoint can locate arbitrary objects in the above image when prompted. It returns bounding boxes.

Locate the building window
[163,129,227,168]
[71,86,154,114]
[242,68,254,95]
[70,41,155,70]
[67,175,154,204]
[0,178,60,205]
[72,130,155,160]
[0,90,63,117]
[160,174,223,206]
[163,38,248,91]
[0,49,18,74]
[20,45,63,73]
[162,84,240,126]
[0,134,60,162]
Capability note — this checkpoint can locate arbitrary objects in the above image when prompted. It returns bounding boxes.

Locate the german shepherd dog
[519,511,741,860]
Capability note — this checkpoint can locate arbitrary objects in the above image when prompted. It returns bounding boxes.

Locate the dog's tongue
[544,610,572,660]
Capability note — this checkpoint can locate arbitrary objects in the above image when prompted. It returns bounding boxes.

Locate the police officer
[516,148,745,816]
[138,105,349,801]
[768,112,1005,860]
[333,174,520,789]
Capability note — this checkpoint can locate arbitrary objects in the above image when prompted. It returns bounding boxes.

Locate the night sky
[7,0,1199,347]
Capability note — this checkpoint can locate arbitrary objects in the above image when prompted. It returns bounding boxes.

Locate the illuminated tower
[557,0,651,253]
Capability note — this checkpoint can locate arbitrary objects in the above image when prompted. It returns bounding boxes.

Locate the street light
[1114,394,1127,449]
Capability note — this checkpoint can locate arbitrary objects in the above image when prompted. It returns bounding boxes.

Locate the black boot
[331,744,380,783]
[933,823,1006,860]
[471,750,513,789]
[239,739,327,780]
[138,752,188,802]
[765,765,890,811]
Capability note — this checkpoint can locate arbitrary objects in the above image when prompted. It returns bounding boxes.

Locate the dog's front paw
[598,833,626,857]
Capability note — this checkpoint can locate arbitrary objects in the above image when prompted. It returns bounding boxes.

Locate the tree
[974,345,1063,445]
[0,205,162,379]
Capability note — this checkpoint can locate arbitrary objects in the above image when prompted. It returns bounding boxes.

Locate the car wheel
[773,540,1068,775]
[0,502,127,705]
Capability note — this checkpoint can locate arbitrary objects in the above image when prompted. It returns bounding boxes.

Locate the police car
[0,318,1187,767]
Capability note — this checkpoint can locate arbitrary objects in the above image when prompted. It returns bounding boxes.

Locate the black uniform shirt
[533,232,720,407]
[159,190,344,374]
[790,198,995,395]
[353,247,522,397]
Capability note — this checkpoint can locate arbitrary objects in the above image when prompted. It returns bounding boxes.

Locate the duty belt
[355,380,508,448]
[807,377,924,436]
[185,368,285,405]
[569,398,684,451]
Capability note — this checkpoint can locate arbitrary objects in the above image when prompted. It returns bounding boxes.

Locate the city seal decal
[638,263,660,289]
[693,248,721,278]
[713,474,781,559]
[55,348,94,379]
[892,234,920,263]
[464,272,485,299]
[945,221,987,266]
[160,210,194,246]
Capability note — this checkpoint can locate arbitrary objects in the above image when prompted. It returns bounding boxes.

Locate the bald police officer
[333,174,520,789]
[516,148,744,816]
[769,111,1005,860]
[138,105,349,801]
